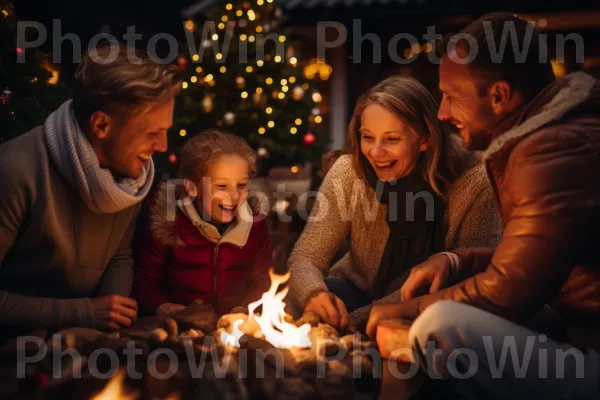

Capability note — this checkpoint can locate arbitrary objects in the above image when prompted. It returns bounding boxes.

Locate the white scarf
[44,100,154,214]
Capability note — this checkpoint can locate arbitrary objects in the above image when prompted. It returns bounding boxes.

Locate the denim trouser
[409,301,600,400]
[324,277,372,313]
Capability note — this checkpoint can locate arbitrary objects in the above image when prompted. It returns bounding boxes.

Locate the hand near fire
[304,291,350,331]
[366,301,420,339]
[90,295,138,331]
[399,254,452,302]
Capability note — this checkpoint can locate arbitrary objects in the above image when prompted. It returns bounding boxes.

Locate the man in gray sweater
[0,44,183,342]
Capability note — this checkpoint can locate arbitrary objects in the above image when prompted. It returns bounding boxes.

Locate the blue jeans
[410,301,600,400]
[325,277,372,313]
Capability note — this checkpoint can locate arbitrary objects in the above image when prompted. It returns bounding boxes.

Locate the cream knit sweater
[288,155,503,326]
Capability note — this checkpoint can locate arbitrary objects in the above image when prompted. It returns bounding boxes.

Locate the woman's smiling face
[360,103,427,182]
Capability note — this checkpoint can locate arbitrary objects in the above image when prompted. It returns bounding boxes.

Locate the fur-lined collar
[483,71,596,160]
[149,182,253,247]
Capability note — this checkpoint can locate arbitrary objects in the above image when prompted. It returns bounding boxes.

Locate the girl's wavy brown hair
[178,129,258,183]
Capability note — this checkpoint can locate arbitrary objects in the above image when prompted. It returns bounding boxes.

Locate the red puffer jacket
[133,182,272,316]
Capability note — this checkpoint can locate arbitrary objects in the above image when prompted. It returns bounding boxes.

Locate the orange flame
[221,269,311,349]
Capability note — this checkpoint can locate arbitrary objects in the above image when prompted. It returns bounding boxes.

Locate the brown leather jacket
[405,72,600,349]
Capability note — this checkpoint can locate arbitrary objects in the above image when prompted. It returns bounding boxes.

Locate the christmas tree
[0,0,71,144]
[172,0,329,175]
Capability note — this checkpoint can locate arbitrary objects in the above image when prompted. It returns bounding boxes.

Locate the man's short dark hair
[437,12,556,100]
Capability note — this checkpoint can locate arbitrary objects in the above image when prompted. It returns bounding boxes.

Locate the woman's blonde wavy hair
[347,76,475,197]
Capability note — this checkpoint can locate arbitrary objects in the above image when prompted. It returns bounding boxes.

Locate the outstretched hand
[304,291,349,331]
[90,295,138,331]
[400,254,452,302]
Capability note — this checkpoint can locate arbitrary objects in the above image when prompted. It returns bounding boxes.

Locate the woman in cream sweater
[288,76,503,330]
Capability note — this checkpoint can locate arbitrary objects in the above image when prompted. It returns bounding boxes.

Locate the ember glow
[221,269,312,349]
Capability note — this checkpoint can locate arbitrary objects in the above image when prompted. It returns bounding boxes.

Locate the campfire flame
[91,368,138,400]
[222,269,312,349]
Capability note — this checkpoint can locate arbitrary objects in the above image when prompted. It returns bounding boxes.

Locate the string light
[180,129,187,137]
[289,76,296,83]
[236,10,243,16]
[274,55,282,63]
[256,87,263,94]
[312,92,323,103]
[181,82,189,89]
[257,0,264,5]
[218,23,226,30]
[295,118,302,125]
[249,36,256,42]
[267,0,274,3]
[246,66,253,73]
[315,116,323,123]
[279,35,286,43]
[226,3,233,10]
[268,121,275,128]
[196,66,203,73]
[190,76,198,83]
[240,34,247,41]
[280,79,288,85]
[259,127,266,134]
[257,60,264,67]
[282,86,289,92]
[256,26,263,33]
[205,74,214,81]
[220,66,227,73]
[278,92,285,99]
[241,91,249,98]
[290,57,298,65]
[266,77,273,85]
[291,166,299,173]
[302,83,310,90]
[222,15,229,22]
[248,10,256,21]
[192,54,200,61]
[266,107,273,114]
[212,34,219,40]
[216,53,223,60]
[290,127,298,134]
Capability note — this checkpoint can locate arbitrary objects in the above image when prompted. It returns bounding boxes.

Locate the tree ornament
[224,112,236,125]
[0,89,12,106]
[235,76,246,89]
[303,132,316,146]
[292,86,305,101]
[177,56,188,69]
[202,95,214,113]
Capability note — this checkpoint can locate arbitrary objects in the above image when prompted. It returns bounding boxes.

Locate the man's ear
[89,111,111,140]
[490,81,512,115]
[183,179,198,198]
[419,138,428,152]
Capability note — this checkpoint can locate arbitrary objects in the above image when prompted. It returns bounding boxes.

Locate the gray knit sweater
[0,127,140,338]
[288,155,503,326]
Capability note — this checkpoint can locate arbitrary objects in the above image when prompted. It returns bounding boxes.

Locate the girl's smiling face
[189,154,250,224]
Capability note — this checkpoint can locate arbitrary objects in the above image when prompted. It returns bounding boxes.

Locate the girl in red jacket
[133,130,272,317]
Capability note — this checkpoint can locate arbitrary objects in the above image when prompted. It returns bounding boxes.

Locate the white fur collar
[177,198,253,247]
[483,72,596,160]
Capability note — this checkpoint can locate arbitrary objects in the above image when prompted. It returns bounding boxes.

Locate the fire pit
[7,270,380,399]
